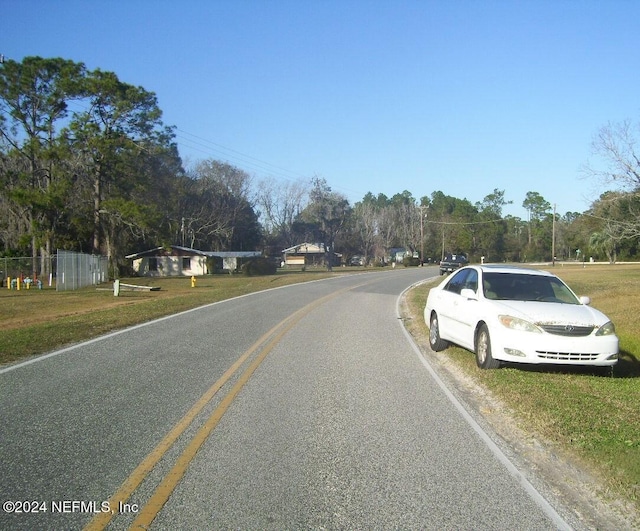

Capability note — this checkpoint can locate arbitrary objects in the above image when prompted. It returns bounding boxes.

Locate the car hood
[491,300,610,326]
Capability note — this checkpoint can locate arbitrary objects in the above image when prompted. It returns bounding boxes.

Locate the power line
[173,129,365,200]
[175,129,307,182]
[21,98,361,196]
[426,218,508,226]
[63,100,309,183]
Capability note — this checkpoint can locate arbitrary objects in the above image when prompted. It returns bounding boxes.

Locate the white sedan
[424,264,619,369]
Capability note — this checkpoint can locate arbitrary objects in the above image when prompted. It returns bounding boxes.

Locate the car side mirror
[460,288,478,300]
[579,296,591,305]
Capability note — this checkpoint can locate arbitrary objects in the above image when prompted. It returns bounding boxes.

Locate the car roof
[465,264,555,277]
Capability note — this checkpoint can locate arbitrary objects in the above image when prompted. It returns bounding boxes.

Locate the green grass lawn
[406,263,640,512]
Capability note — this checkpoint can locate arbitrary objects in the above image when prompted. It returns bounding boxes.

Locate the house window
[182,257,191,270]
[148,257,158,271]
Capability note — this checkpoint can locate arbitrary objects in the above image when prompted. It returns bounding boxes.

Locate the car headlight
[498,315,542,333]
[595,321,616,336]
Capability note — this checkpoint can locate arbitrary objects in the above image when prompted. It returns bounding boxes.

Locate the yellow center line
[84,313,301,531]
[131,286,358,529]
[85,280,370,530]
[131,302,307,529]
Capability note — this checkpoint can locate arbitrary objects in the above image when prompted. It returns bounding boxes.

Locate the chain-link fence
[1,252,109,290]
[0,255,55,288]
[1,252,108,290]
[55,250,109,291]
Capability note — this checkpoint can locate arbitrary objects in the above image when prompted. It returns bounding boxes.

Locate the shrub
[404,257,421,267]
[241,257,277,276]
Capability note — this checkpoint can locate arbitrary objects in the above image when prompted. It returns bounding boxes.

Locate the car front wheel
[475,324,501,369]
[429,312,449,352]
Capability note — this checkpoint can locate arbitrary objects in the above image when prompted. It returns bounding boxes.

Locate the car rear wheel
[475,324,501,369]
[429,312,449,352]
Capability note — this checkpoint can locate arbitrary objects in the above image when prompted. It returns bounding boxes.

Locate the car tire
[429,312,449,352]
[475,324,501,369]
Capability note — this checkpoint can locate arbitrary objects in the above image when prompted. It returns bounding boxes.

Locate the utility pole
[552,203,556,266]
[418,205,428,265]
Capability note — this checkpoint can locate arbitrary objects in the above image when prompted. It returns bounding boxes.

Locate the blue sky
[3,0,639,218]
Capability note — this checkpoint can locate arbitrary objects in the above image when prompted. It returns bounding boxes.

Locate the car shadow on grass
[501,350,640,378]
[612,350,640,378]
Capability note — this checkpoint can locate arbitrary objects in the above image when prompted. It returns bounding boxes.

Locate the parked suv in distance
[439,253,467,275]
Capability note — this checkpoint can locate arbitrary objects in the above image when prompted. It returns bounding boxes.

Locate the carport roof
[282,242,327,254]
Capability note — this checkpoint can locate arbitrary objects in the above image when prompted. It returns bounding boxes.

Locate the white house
[125,246,261,276]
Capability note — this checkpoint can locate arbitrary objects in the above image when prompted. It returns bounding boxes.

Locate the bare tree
[179,170,237,250]
[582,119,640,241]
[177,161,261,252]
[352,200,378,264]
[585,120,640,190]
[376,204,396,258]
[256,177,308,247]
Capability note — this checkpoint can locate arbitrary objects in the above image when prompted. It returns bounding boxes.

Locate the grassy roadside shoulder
[404,263,640,520]
[0,270,344,365]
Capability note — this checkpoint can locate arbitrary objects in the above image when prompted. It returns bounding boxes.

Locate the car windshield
[482,272,580,304]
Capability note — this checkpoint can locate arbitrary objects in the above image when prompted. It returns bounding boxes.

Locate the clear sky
[3,0,639,218]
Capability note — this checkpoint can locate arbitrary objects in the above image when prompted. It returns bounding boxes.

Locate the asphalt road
[1,267,576,530]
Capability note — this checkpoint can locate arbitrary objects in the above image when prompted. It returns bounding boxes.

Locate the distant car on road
[439,253,467,275]
[424,264,619,369]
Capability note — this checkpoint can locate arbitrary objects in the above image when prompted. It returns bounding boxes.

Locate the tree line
[1,57,638,276]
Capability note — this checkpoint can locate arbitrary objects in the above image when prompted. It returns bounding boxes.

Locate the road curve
[1,267,575,530]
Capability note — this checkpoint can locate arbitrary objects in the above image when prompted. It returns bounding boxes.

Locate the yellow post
[16,277,20,291]
[6,276,10,290]
[191,275,196,288]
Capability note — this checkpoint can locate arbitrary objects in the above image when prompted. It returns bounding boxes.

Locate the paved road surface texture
[1,268,579,530]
